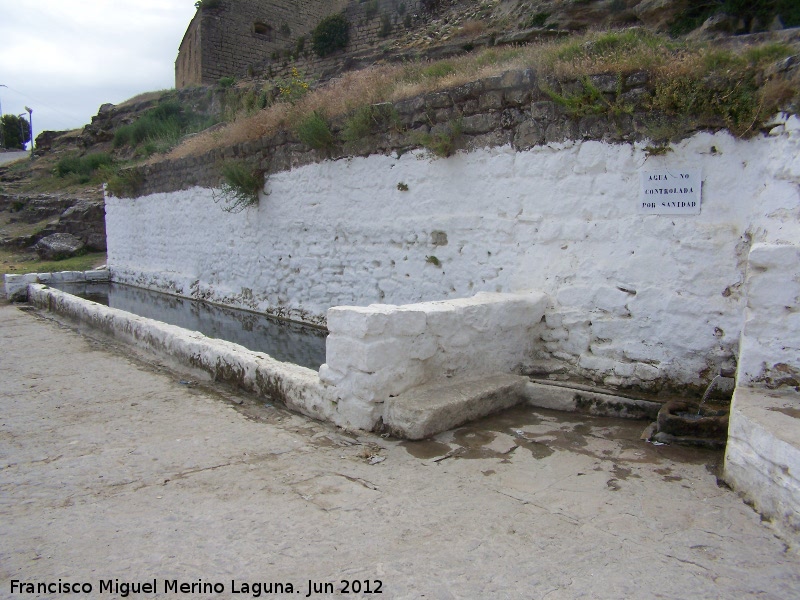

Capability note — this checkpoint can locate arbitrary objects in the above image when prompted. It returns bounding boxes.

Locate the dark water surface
[49,282,327,370]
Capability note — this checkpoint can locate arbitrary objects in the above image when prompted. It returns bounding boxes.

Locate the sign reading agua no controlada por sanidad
[639,168,702,215]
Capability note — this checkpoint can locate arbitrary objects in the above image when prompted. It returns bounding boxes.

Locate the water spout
[698,374,723,416]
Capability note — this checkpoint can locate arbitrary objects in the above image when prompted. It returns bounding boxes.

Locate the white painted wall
[320,291,547,423]
[738,243,800,387]
[106,116,800,390]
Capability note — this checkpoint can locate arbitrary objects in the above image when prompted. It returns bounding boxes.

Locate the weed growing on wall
[341,103,400,146]
[277,68,311,104]
[213,161,264,213]
[105,168,144,199]
[311,14,350,57]
[295,111,337,153]
[194,0,222,10]
[650,42,798,136]
[414,119,463,158]
[542,76,633,118]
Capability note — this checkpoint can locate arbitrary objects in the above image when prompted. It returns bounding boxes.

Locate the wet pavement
[1,302,798,599]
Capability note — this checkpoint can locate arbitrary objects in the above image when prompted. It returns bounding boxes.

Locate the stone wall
[175,0,422,88]
[320,291,547,424]
[737,244,800,388]
[106,108,800,394]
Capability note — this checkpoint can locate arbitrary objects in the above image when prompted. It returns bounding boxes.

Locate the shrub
[295,111,337,152]
[379,13,393,38]
[311,14,350,57]
[524,12,550,28]
[55,152,114,183]
[218,76,236,89]
[421,62,457,79]
[195,0,222,9]
[341,103,399,145]
[542,76,632,118]
[277,68,310,104]
[105,168,144,198]
[112,100,214,155]
[213,161,264,213]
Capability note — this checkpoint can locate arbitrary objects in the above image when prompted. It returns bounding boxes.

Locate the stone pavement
[1,303,798,599]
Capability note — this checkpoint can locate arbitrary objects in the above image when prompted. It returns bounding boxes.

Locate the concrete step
[724,386,800,547]
[383,374,528,440]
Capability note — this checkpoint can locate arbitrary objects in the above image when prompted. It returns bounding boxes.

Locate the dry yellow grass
[165,30,799,159]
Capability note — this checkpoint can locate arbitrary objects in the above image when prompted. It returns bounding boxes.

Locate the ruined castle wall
[176,13,203,88]
[176,0,423,87]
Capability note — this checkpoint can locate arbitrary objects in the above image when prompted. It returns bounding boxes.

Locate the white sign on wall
[639,168,702,215]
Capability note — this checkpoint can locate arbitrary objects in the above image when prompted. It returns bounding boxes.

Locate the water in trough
[49,282,327,370]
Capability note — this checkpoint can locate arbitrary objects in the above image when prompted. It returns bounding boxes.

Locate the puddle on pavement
[768,406,800,419]
[401,404,723,469]
[48,282,327,370]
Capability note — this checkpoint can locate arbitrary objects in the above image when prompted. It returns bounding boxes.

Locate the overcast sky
[0,0,198,145]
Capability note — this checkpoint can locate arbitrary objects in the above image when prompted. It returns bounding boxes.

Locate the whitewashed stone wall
[106,116,800,391]
[738,243,800,387]
[320,291,547,424]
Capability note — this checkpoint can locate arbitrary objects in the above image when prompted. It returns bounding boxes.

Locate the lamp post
[25,106,33,157]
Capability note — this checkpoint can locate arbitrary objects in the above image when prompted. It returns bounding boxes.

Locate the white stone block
[388,308,427,336]
[326,305,395,337]
[325,334,400,372]
[318,363,344,386]
[336,362,426,402]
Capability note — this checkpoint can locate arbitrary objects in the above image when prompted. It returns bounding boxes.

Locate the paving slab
[1,303,798,599]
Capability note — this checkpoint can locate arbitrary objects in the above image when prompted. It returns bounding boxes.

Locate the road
[1,302,798,599]
[0,150,28,166]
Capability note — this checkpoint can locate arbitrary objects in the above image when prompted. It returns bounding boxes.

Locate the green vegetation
[113,100,214,157]
[542,76,632,118]
[341,104,399,146]
[55,152,114,183]
[414,119,463,158]
[295,111,337,152]
[364,0,379,20]
[379,13,393,38]
[194,0,222,9]
[668,0,800,37]
[311,14,350,57]
[420,62,457,79]
[649,41,797,137]
[211,161,264,213]
[0,249,106,277]
[425,255,441,267]
[523,12,550,29]
[277,68,310,104]
[1,114,31,150]
[105,168,144,198]
[218,76,236,89]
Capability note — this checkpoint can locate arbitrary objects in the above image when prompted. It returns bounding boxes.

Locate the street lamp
[25,106,33,157]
